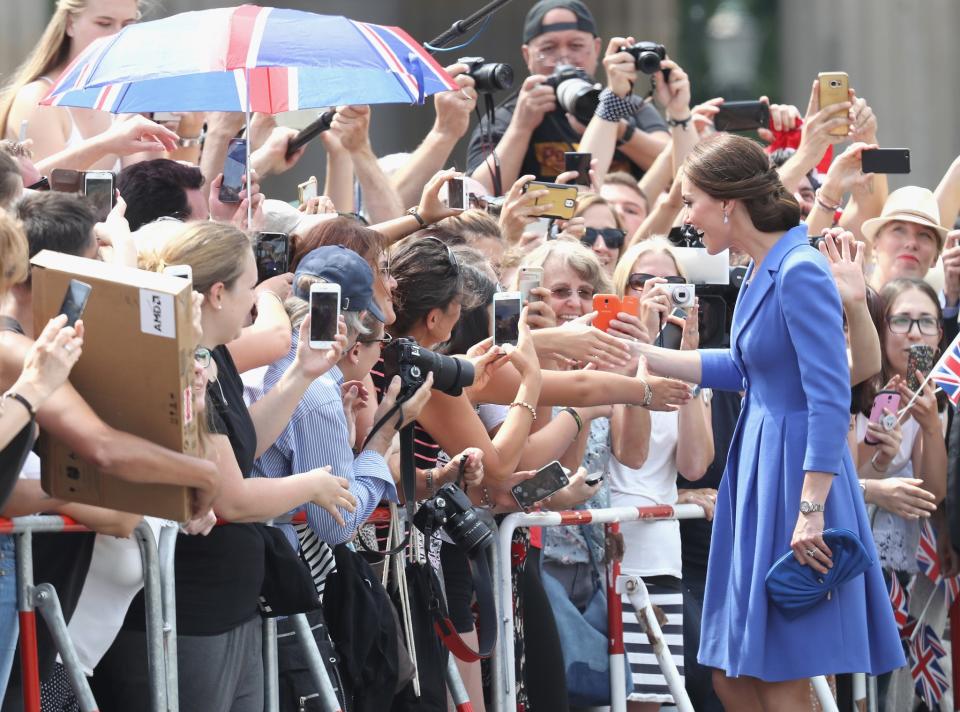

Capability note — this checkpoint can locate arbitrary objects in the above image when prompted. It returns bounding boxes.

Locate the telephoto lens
[382,337,475,400]
[458,56,514,93]
[545,65,601,125]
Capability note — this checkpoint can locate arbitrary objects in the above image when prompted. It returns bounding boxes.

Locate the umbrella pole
[245,67,252,229]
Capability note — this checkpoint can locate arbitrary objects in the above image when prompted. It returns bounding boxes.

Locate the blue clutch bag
[765,528,873,619]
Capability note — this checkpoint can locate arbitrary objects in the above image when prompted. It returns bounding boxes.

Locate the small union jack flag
[901,615,918,643]
[917,520,943,587]
[910,623,949,709]
[930,333,960,405]
[887,573,909,630]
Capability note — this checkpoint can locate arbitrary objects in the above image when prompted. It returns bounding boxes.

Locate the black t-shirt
[126,345,265,636]
[465,92,668,183]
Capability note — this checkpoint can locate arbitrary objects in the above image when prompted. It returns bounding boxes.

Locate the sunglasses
[420,235,460,275]
[358,332,393,349]
[581,227,626,250]
[627,273,686,290]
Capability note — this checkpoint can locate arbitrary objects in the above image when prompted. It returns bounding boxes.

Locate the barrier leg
[486,526,503,712]
[32,583,98,712]
[865,675,878,712]
[495,519,518,712]
[811,675,838,712]
[134,522,167,712]
[618,575,693,712]
[16,530,40,712]
[852,672,866,712]
[607,523,627,712]
[263,617,279,712]
[158,525,179,712]
[445,652,474,712]
[290,613,342,712]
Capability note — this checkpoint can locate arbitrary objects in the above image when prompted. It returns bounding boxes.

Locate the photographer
[466,0,668,193]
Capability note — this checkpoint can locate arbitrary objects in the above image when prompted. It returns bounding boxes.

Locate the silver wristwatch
[799,500,825,516]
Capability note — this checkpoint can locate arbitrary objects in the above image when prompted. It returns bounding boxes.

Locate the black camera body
[620,41,667,75]
[382,337,475,400]
[668,223,706,248]
[458,56,514,93]
[413,482,493,556]
[543,64,601,125]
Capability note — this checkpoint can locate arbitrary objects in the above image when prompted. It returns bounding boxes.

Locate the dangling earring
[722,209,729,224]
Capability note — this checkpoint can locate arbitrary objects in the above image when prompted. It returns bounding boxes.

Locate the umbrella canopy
[41,4,456,114]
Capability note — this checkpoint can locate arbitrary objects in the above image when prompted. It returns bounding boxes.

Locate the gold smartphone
[817,71,849,137]
[523,181,579,220]
[297,177,318,206]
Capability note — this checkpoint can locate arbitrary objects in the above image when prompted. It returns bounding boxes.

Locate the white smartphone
[83,170,115,222]
[443,177,468,212]
[163,264,193,281]
[518,266,543,304]
[309,282,340,350]
[492,291,522,347]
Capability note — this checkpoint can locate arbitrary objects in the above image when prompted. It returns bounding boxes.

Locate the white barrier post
[811,675,838,712]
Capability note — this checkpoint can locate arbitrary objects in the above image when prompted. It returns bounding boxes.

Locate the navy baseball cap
[294,245,386,322]
[523,0,598,43]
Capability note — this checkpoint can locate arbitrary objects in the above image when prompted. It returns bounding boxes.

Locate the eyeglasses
[420,235,459,276]
[358,333,393,349]
[627,273,686,290]
[194,347,212,368]
[378,255,391,279]
[549,286,595,301]
[581,227,626,250]
[886,314,939,336]
[532,42,592,65]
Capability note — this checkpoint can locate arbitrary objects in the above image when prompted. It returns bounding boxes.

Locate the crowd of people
[0,0,958,711]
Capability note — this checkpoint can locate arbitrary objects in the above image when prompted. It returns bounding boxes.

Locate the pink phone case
[864,390,900,445]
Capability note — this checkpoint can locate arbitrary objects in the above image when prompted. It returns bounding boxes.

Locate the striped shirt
[242,333,397,549]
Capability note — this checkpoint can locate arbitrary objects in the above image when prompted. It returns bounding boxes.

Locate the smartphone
[218,137,247,204]
[861,148,910,175]
[906,344,935,393]
[818,72,850,137]
[584,472,604,487]
[58,279,92,328]
[297,177,318,206]
[657,307,687,350]
[592,294,620,333]
[511,461,570,510]
[255,232,290,283]
[863,390,901,446]
[621,295,640,318]
[445,177,468,211]
[492,291,522,347]
[564,152,592,186]
[83,170,115,221]
[523,181,578,220]
[50,168,83,194]
[713,100,771,133]
[163,264,193,281]
[518,266,543,304]
[309,282,340,350]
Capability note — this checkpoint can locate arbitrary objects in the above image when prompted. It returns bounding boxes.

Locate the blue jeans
[0,536,18,702]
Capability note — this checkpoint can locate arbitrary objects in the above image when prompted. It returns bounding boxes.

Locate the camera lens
[555,76,600,125]
[446,506,493,555]
[471,63,514,93]
[673,288,689,304]
[635,50,662,75]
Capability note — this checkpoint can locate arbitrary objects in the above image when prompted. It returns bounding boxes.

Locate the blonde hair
[0,0,143,137]
[0,213,29,294]
[139,222,251,294]
[518,237,613,293]
[612,237,686,298]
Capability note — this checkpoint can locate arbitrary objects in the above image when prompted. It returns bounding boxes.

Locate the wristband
[405,207,427,228]
[666,115,692,130]
[616,122,636,146]
[426,467,437,497]
[510,401,537,421]
[177,136,202,148]
[2,391,36,419]
[595,88,644,122]
[815,188,842,213]
[561,406,583,436]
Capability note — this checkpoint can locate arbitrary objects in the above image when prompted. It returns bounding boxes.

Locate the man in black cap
[466,0,669,193]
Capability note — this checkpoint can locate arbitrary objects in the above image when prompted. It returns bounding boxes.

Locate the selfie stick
[425,0,517,52]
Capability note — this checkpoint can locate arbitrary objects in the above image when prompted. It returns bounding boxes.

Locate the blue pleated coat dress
[696,225,905,681]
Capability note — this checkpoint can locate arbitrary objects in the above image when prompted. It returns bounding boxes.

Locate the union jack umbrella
[909,623,949,709]
[40,4,456,114]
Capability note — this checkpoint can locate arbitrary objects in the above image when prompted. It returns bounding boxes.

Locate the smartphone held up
[309,282,340,350]
[218,138,247,204]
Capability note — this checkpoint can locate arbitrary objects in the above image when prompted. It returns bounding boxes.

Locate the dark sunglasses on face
[627,273,686,290]
[358,332,393,349]
[581,227,626,250]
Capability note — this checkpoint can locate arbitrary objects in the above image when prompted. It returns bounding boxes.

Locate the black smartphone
[713,101,771,133]
[218,138,247,204]
[584,472,604,487]
[861,148,910,175]
[83,170,115,222]
[255,232,290,284]
[564,151,592,186]
[50,168,83,194]
[58,279,92,328]
[493,291,522,347]
[511,461,570,510]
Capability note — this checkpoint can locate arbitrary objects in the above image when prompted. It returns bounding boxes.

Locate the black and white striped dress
[621,575,685,703]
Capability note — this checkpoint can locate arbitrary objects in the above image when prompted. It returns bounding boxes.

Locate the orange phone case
[592,294,620,332]
[621,295,640,317]
[818,72,849,137]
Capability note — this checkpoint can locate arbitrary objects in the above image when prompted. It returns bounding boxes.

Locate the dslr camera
[543,65,601,125]
[413,481,493,556]
[619,41,667,75]
[458,56,514,94]
[668,223,705,249]
[382,337,475,400]
[665,283,696,309]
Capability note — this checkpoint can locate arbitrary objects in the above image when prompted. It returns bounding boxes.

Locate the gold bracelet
[509,401,537,421]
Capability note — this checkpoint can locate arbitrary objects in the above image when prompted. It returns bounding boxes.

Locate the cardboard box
[31,250,199,520]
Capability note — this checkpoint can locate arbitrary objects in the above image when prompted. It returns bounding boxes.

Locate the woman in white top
[608,239,714,710]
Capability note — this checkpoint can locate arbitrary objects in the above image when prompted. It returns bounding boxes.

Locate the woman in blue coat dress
[636,134,904,711]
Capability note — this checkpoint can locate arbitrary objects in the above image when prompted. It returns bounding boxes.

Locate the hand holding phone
[518,267,543,304]
[218,138,247,204]
[564,152,592,186]
[522,181,578,220]
[255,233,290,284]
[864,390,900,446]
[511,461,570,510]
[298,177,318,206]
[58,279,92,328]
[906,344,935,393]
[309,283,340,350]
[713,101,770,133]
[493,291,522,347]
[817,72,850,137]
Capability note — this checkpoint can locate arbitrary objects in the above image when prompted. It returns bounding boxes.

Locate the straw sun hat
[861,186,949,251]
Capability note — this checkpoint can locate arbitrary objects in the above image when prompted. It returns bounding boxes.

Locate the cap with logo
[293,245,386,322]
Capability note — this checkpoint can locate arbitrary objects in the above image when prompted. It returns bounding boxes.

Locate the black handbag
[257,524,322,617]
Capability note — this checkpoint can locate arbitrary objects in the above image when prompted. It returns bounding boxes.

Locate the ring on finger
[805,548,816,557]
[64,344,74,354]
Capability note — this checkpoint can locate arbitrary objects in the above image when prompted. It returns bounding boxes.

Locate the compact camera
[382,337,475,400]
[413,482,493,556]
[543,65,601,125]
[458,56,514,93]
[620,41,667,75]
[665,283,696,309]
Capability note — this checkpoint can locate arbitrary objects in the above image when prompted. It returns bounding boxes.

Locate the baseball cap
[523,0,598,43]
[294,245,386,322]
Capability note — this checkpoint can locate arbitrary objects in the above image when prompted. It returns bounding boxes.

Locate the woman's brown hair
[684,134,800,233]
[0,213,29,294]
[290,217,382,273]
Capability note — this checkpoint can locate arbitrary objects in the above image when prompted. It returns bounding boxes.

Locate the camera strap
[475,94,503,196]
